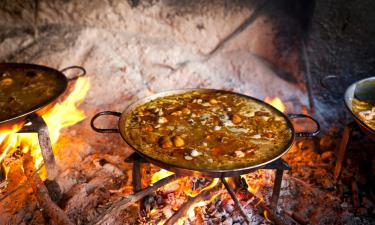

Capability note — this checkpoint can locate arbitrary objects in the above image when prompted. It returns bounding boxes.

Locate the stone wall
[2,0,374,133]
[0,0,309,113]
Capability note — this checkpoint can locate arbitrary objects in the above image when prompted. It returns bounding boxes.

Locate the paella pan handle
[288,114,320,137]
[60,66,86,81]
[91,111,121,133]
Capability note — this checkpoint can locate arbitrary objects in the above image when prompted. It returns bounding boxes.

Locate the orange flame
[240,169,274,209]
[157,220,166,225]
[264,97,286,113]
[0,77,90,180]
[176,190,222,225]
[240,173,261,196]
[151,169,175,184]
[150,170,222,225]
[0,125,25,164]
[264,210,271,222]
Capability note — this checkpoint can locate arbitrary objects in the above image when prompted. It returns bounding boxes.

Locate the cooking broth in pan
[124,90,292,170]
[0,68,64,121]
[352,98,375,131]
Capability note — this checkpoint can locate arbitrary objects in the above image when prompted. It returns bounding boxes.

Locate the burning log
[22,154,74,225]
[334,123,355,182]
[164,181,223,225]
[91,173,179,224]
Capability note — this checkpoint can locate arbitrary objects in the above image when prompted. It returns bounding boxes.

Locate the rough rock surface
[0,0,309,110]
[307,0,375,132]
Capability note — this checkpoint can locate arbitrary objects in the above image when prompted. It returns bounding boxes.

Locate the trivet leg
[270,169,283,209]
[19,115,58,180]
[37,117,58,180]
[132,161,142,192]
[334,122,355,182]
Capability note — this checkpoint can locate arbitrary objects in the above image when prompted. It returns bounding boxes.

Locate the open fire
[1,79,372,225]
[136,96,288,225]
[0,87,293,225]
[1,0,375,223]
[0,77,89,186]
[264,97,286,113]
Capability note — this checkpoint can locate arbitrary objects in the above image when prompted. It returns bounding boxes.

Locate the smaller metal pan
[321,75,375,140]
[344,77,375,140]
[0,63,86,132]
[91,89,320,177]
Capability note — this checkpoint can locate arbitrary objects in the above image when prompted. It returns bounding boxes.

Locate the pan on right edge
[344,76,375,140]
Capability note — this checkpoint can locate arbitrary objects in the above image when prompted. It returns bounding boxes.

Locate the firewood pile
[0,112,374,225]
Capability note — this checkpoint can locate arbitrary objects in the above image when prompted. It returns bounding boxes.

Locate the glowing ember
[186,178,219,197]
[244,175,268,198]
[0,77,90,180]
[176,187,222,225]
[147,169,276,224]
[240,169,274,211]
[264,96,286,113]
[149,170,223,225]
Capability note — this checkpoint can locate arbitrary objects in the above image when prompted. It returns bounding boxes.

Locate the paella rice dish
[124,90,293,170]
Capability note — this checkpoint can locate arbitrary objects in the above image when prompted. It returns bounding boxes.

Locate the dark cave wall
[307,0,375,132]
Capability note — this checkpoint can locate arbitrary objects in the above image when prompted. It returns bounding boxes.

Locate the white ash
[102,164,124,177]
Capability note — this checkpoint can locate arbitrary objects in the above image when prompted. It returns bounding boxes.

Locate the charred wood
[164,182,223,225]
[90,174,178,225]
[44,179,63,203]
[23,154,74,225]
